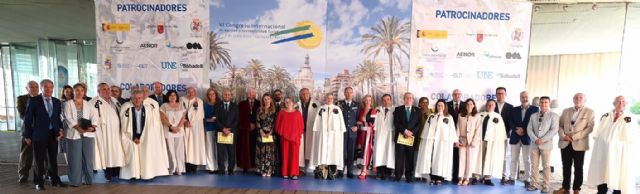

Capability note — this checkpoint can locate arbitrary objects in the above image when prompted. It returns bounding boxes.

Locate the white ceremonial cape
[119,104,170,180]
[90,96,125,170]
[479,112,507,177]
[297,100,319,166]
[309,104,346,169]
[415,113,457,180]
[181,97,207,165]
[587,111,638,194]
[373,106,395,168]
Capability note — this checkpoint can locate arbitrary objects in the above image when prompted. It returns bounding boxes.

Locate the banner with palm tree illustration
[209,0,411,104]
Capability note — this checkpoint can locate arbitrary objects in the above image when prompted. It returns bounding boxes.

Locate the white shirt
[498,102,505,114]
[135,108,143,134]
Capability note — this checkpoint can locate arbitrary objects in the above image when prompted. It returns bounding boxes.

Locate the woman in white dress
[160,90,186,175]
[415,99,457,185]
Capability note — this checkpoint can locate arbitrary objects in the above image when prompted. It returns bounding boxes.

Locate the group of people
[16,80,637,194]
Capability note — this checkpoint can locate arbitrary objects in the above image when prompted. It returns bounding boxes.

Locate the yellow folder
[397,135,414,146]
[260,135,274,143]
[217,132,234,144]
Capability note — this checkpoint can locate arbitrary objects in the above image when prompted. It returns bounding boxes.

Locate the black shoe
[35,184,45,191]
[470,178,478,185]
[228,171,235,175]
[523,181,530,187]
[19,178,28,184]
[51,181,67,187]
[393,177,401,182]
[484,180,495,186]
[347,174,354,179]
[406,178,414,183]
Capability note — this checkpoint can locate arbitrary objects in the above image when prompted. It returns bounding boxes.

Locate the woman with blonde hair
[355,95,376,179]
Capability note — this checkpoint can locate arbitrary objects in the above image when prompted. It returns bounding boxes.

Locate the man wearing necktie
[446,89,463,183]
[149,82,168,106]
[337,87,359,178]
[393,92,420,183]
[273,89,283,112]
[23,79,67,190]
[215,89,239,175]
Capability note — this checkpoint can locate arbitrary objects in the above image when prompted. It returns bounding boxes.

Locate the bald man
[149,82,168,106]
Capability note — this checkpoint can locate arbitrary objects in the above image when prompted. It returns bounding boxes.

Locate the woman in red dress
[356,95,376,179]
[275,97,305,180]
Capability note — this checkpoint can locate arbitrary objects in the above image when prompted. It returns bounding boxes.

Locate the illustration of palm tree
[245,59,265,90]
[266,65,292,92]
[209,32,231,70]
[361,16,410,103]
[354,60,385,98]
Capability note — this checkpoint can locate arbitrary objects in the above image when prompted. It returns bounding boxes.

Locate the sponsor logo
[181,63,204,69]
[512,28,523,42]
[483,52,502,59]
[103,57,112,70]
[451,73,464,78]
[186,42,203,50]
[136,64,148,69]
[191,18,202,32]
[147,24,178,34]
[417,30,448,39]
[476,71,494,79]
[161,62,177,70]
[270,20,323,49]
[431,44,439,52]
[102,23,131,32]
[505,52,522,59]
[166,41,185,50]
[466,31,498,43]
[140,43,158,48]
[415,67,424,79]
[497,73,521,79]
[428,72,444,78]
[116,64,132,69]
[456,52,475,58]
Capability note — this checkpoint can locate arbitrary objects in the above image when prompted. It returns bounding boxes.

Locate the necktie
[347,102,350,107]
[614,112,621,122]
[406,107,411,121]
[249,101,253,114]
[384,108,389,119]
[225,103,229,111]
[46,97,53,129]
[454,103,459,113]
[158,95,163,104]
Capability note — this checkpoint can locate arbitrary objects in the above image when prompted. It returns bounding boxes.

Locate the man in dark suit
[17,80,40,183]
[495,87,515,185]
[273,89,283,112]
[237,88,260,172]
[148,82,168,106]
[393,92,420,183]
[505,91,538,187]
[446,89,463,183]
[215,89,239,175]
[23,79,67,190]
[338,87,359,178]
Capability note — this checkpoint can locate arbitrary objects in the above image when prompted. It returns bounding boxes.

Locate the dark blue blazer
[508,105,539,145]
[23,95,63,141]
[338,100,360,138]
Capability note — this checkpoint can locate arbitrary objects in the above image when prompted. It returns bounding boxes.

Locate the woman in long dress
[255,93,277,177]
[415,99,457,185]
[355,95,376,179]
[159,90,186,175]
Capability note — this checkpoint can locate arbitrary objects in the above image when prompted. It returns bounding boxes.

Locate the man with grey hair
[149,82,168,106]
[237,88,260,172]
[555,93,594,194]
[17,80,40,183]
[393,92,420,182]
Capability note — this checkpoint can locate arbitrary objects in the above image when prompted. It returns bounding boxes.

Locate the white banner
[409,0,532,105]
[95,0,209,94]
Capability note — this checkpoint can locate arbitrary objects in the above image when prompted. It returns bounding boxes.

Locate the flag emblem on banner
[270,20,323,49]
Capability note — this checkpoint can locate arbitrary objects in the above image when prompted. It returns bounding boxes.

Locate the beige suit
[558,107,594,151]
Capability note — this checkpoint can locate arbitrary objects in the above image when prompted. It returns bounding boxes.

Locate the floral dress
[255,111,277,175]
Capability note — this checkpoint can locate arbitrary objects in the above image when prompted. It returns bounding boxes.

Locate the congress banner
[409,0,532,104]
[95,0,209,94]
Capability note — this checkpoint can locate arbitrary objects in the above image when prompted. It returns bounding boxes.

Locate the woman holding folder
[255,93,277,177]
[63,83,99,187]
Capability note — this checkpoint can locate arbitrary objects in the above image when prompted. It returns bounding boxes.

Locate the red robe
[237,99,259,170]
[275,110,304,177]
[356,108,376,166]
